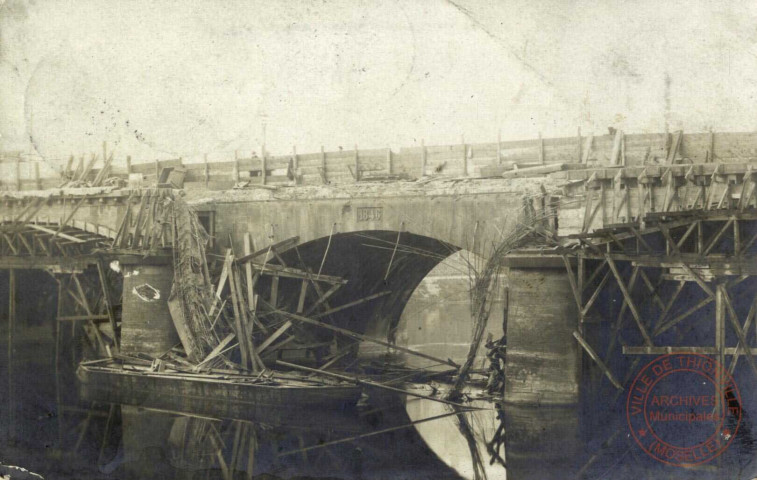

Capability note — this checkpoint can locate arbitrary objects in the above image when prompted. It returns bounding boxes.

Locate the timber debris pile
[93,183,553,414]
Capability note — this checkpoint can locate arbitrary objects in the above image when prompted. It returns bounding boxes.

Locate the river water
[0,324,505,480]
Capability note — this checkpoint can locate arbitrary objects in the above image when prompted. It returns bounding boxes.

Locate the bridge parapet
[5,130,757,192]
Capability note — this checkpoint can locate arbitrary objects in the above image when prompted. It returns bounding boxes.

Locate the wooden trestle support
[504,156,757,478]
[561,210,757,387]
[533,208,757,478]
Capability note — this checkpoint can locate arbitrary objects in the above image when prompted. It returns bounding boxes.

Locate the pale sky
[2,0,757,169]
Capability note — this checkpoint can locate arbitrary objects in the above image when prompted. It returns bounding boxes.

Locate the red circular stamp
[626,354,742,466]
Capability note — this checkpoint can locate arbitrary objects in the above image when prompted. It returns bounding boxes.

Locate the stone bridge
[4,130,757,478]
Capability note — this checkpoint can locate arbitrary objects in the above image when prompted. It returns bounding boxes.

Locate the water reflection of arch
[116,395,465,479]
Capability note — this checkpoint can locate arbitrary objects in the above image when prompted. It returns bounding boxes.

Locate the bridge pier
[119,262,179,356]
[503,255,582,479]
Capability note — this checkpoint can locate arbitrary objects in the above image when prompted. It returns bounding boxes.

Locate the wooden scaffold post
[7,269,16,444]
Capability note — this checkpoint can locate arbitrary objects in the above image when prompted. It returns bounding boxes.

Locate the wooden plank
[318,344,355,371]
[603,266,641,360]
[7,268,14,440]
[279,410,471,457]
[27,223,85,244]
[719,286,757,376]
[561,255,583,313]
[234,265,262,371]
[243,233,256,310]
[208,250,231,318]
[715,284,726,373]
[606,256,653,346]
[702,218,734,256]
[58,197,87,236]
[259,335,296,356]
[312,291,391,318]
[196,332,236,368]
[621,346,757,355]
[303,283,341,316]
[270,276,279,308]
[320,146,327,183]
[235,236,299,264]
[257,320,292,353]
[251,262,347,284]
[573,331,623,390]
[128,192,150,249]
[666,130,683,164]
[538,132,545,164]
[421,140,427,177]
[12,198,41,224]
[656,280,685,326]
[227,255,250,370]
[276,311,458,367]
[78,154,99,181]
[57,314,112,322]
[582,259,607,292]
[582,270,610,316]
[728,295,757,374]
[72,274,110,356]
[296,280,308,314]
[610,130,622,165]
[655,295,714,336]
[679,262,714,298]
[16,232,34,255]
[261,146,267,185]
[660,225,679,255]
[2,233,18,254]
[581,134,594,164]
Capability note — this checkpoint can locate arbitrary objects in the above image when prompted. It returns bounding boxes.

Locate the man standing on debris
[485,333,506,395]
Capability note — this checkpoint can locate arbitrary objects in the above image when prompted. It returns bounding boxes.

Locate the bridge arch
[271,230,462,344]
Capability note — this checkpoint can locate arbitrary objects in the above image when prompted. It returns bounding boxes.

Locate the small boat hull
[77,363,362,415]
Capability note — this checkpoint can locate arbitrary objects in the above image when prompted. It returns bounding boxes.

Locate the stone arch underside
[259,231,462,355]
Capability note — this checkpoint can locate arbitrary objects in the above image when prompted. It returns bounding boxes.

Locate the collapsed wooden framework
[190,232,457,375]
[0,219,113,259]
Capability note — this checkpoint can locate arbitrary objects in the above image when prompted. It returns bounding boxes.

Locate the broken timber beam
[235,236,299,264]
[276,310,459,368]
[250,262,347,284]
[312,291,391,319]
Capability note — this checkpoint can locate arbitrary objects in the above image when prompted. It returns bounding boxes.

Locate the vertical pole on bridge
[34,162,41,190]
[320,146,327,184]
[497,129,502,165]
[354,144,359,183]
[15,158,21,191]
[292,145,299,185]
[539,132,545,165]
[55,277,63,447]
[261,144,267,185]
[7,268,15,444]
[420,139,427,177]
[204,154,209,187]
[462,135,468,176]
[715,283,726,423]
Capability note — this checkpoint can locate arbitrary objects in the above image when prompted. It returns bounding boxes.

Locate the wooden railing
[3,130,757,191]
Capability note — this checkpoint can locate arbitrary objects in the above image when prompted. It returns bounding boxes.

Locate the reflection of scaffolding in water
[168,416,257,478]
